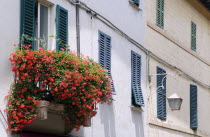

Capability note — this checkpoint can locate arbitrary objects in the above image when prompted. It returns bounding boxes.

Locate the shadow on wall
[99,103,116,137]
[131,110,144,137]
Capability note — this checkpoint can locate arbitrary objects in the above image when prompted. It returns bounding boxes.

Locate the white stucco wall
[0,0,147,137]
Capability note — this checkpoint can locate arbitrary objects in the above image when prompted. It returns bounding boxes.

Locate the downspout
[76,0,80,57]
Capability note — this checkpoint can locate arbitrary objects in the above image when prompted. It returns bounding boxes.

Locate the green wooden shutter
[131,51,144,107]
[191,22,196,51]
[156,0,164,29]
[190,84,198,130]
[98,31,115,94]
[132,0,139,6]
[157,67,166,120]
[56,5,68,51]
[20,0,36,50]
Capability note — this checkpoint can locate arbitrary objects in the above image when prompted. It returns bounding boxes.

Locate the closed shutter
[131,51,144,107]
[190,84,198,130]
[132,0,139,6]
[56,5,68,51]
[157,67,166,120]
[191,22,196,51]
[20,0,36,50]
[156,0,164,28]
[98,31,115,94]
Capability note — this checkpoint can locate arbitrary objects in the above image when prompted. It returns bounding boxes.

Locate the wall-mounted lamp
[167,93,183,110]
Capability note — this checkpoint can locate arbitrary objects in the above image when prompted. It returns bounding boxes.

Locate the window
[35,3,50,49]
[156,0,164,29]
[20,0,51,50]
[131,51,144,108]
[190,84,198,130]
[56,5,68,51]
[131,0,139,6]
[157,67,166,120]
[20,1,68,51]
[98,31,115,94]
[191,22,196,51]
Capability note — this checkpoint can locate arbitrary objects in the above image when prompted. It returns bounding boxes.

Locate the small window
[157,67,166,120]
[156,0,164,29]
[190,84,198,130]
[131,51,144,108]
[191,22,196,51]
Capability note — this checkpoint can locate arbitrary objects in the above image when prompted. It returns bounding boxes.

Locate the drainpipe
[76,0,80,57]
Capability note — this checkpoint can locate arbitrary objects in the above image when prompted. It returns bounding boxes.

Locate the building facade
[146,0,210,137]
[0,0,147,137]
[1,0,210,137]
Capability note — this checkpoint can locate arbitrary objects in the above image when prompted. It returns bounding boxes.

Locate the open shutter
[190,84,198,130]
[157,67,166,120]
[20,0,36,50]
[98,31,115,94]
[56,5,68,51]
[131,51,144,107]
[157,0,164,28]
[132,0,139,6]
[191,22,196,51]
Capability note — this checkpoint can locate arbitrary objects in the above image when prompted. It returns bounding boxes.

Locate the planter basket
[37,101,50,120]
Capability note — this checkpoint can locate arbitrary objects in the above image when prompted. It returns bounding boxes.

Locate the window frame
[36,2,51,49]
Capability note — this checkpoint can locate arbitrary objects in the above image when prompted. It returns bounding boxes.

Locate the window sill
[130,106,143,112]
[129,1,141,11]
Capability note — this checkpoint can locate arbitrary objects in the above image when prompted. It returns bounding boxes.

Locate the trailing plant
[5,42,113,133]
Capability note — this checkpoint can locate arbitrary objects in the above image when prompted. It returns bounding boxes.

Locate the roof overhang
[198,0,210,11]
[186,0,210,20]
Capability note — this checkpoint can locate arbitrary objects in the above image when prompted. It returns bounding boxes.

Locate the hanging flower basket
[5,44,113,133]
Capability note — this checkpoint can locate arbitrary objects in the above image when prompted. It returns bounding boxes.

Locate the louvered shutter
[132,0,139,6]
[157,67,166,120]
[131,51,144,107]
[157,0,164,28]
[56,5,68,51]
[20,0,36,50]
[190,84,198,130]
[191,22,196,51]
[98,31,115,93]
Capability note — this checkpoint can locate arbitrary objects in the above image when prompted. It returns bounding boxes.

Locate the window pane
[40,4,48,47]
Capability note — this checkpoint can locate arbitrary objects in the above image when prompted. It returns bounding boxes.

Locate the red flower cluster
[6,45,113,133]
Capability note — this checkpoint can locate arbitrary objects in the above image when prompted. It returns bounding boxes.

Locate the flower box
[23,103,70,136]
